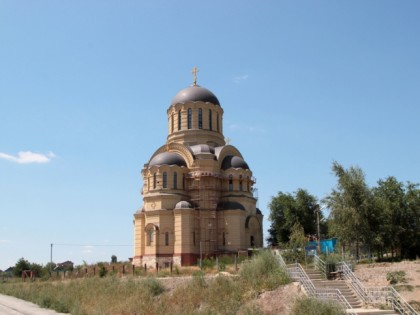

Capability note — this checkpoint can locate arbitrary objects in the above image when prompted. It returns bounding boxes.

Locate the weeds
[292,298,346,315]
[386,270,407,284]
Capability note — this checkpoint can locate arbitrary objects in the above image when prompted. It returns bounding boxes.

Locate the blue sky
[1,1,419,270]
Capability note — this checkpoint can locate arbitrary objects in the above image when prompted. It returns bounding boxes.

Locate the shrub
[239,250,289,292]
[141,277,164,296]
[386,270,407,285]
[292,298,346,315]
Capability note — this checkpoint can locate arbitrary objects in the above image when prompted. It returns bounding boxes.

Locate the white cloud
[233,74,249,83]
[0,151,55,164]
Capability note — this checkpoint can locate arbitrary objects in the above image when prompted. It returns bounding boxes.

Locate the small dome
[149,152,187,167]
[217,201,245,211]
[175,201,192,209]
[170,85,220,106]
[221,155,249,170]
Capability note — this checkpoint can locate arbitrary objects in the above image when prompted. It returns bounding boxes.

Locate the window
[171,114,174,133]
[239,175,243,191]
[163,172,167,188]
[216,113,219,132]
[229,175,233,192]
[187,108,192,129]
[182,174,185,190]
[222,232,226,246]
[165,232,169,246]
[193,231,196,246]
[198,108,203,129]
[209,109,212,130]
[178,110,182,130]
[247,176,250,191]
[149,229,154,245]
[173,172,177,189]
[250,235,255,247]
[153,173,157,189]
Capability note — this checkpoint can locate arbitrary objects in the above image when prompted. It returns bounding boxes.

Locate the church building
[133,69,263,267]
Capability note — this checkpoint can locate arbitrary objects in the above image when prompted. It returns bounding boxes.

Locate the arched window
[239,175,243,191]
[216,113,219,132]
[153,173,157,189]
[165,232,169,246]
[209,109,212,131]
[171,113,174,133]
[247,176,250,191]
[187,108,192,129]
[229,175,233,192]
[149,229,154,245]
[163,172,167,188]
[173,172,177,189]
[178,110,182,130]
[198,108,203,129]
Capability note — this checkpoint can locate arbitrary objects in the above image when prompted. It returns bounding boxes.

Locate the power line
[52,243,133,247]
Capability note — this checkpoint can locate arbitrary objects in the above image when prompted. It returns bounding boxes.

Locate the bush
[292,298,346,315]
[386,270,407,284]
[141,277,164,296]
[239,250,289,292]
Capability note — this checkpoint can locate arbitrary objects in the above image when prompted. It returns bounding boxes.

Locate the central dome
[170,85,220,106]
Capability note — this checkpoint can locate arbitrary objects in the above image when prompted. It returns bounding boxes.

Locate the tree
[267,188,319,246]
[372,177,405,258]
[13,258,31,277]
[324,162,376,259]
[403,182,420,259]
[111,255,117,264]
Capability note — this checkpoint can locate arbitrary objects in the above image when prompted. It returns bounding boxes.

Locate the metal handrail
[277,254,355,315]
[338,261,419,315]
[314,254,327,279]
[338,261,369,303]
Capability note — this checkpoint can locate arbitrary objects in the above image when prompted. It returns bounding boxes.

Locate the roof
[170,85,220,106]
[149,152,187,167]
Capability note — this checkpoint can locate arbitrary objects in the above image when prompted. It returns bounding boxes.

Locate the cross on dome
[192,66,199,86]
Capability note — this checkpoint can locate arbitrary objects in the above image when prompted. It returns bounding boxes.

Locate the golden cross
[225,137,231,145]
[192,66,199,86]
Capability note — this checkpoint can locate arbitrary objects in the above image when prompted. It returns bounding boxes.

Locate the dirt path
[0,294,68,315]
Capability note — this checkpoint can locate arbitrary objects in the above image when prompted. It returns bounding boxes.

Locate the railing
[338,261,368,303]
[338,261,419,315]
[277,253,356,315]
[314,254,327,279]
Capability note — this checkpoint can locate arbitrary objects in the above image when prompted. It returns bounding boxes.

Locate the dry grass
[0,251,290,315]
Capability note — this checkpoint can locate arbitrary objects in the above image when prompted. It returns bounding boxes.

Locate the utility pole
[314,205,321,253]
[50,243,53,272]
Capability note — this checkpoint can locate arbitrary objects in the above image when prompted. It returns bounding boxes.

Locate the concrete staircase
[305,267,363,308]
[305,268,398,315]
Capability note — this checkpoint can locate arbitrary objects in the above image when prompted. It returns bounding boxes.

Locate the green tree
[403,182,420,259]
[372,177,406,259]
[324,162,376,259]
[111,255,117,264]
[268,189,319,246]
[286,222,307,263]
[13,258,31,277]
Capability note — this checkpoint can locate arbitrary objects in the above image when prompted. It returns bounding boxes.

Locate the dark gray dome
[221,155,249,170]
[217,201,245,211]
[170,85,220,106]
[149,152,187,167]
